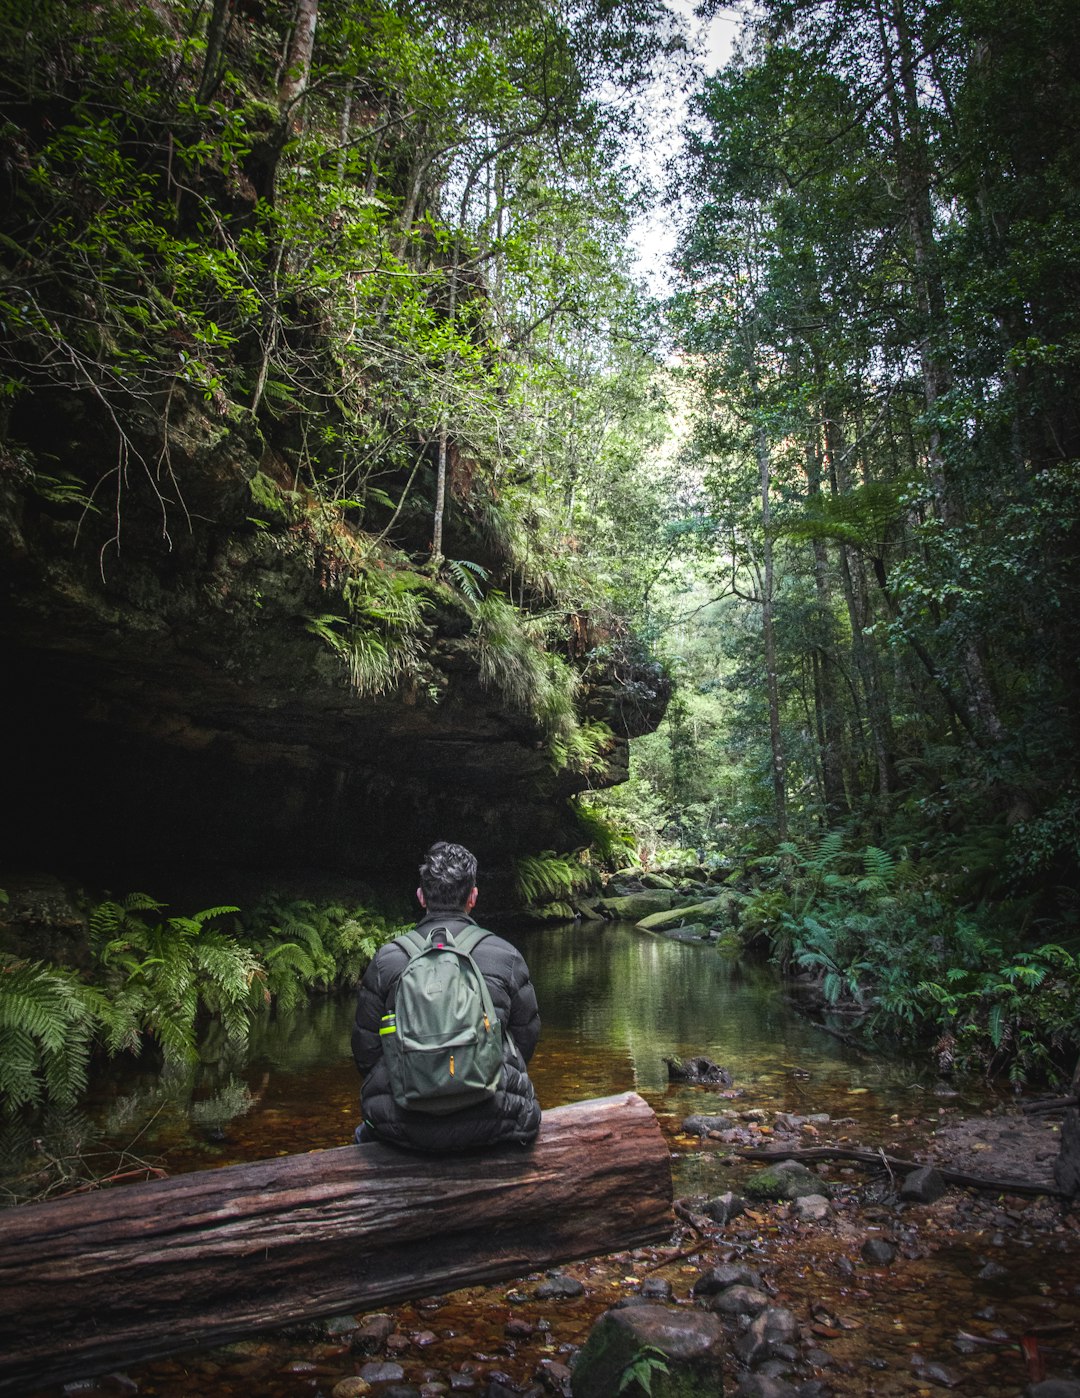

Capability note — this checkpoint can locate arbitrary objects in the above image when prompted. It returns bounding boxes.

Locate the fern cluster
[0,893,401,1122]
[244,897,397,1012]
[472,594,606,771]
[515,851,594,907]
[306,563,432,697]
[735,831,1080,1085]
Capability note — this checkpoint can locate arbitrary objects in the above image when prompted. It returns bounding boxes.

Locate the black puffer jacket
[352,913,541,1151]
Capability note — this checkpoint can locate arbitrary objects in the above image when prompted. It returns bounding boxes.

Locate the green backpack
[380,925,504,1114]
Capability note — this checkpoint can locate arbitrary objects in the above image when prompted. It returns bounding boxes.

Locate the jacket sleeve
[352,950,390,1075]
[506,950,541,1065]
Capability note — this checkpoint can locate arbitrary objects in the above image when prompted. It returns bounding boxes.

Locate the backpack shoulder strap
[451,925,490,957]
[395,929,431,961]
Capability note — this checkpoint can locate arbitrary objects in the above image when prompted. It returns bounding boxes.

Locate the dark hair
[419,841,477,911]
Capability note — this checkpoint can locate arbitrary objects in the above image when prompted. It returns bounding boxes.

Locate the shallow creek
[31,922,1080,1396]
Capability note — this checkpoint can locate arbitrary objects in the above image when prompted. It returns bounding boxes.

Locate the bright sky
[626,3,742,294]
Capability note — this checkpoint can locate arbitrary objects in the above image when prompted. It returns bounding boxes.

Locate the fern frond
[444,557,489,607]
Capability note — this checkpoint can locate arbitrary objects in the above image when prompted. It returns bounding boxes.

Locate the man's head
[417,841,478,913]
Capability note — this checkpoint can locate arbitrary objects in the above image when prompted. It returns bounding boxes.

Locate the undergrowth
[742,832,1080,1087]
[0,893,402,1124]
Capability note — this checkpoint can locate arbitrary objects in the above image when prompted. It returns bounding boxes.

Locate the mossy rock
[571,1305,725,1398]
[635,898,730,932]
[640,871,676,890]
[744,1160,831,1201]
[598,892,683,921]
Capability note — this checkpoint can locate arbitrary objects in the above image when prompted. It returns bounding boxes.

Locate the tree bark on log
[0,1093,672,1395]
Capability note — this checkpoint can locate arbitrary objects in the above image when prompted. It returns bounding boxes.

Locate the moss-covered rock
[744,1159,832,1201]
[635,898,730,932]
[570,1304,726,1398]
[597,892,684,921]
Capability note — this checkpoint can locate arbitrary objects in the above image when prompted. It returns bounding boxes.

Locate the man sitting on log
[352,841,541,1151]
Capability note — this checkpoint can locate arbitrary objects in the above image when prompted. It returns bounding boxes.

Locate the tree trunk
[803,409,846,818]
[757,422,788,840]
[0,1093,671,1395]
[196,0,233,106]
[278,0,318,116]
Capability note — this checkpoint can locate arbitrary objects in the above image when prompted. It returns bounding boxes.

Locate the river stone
[792,1193,833,1222]
[597,892,683,921]
[359,1361,406,1383]
[636,898,731,932]
[683,1114,736,1135]
[640,1277,673,1300]
[900,1166,947,1204]
[734,1308,800,1368]
[692,1263,763,1295]
[703,1191,746,1224]
[641,872,677,889]
[570,1304,726,1398]
[704,1284,769,1317]
[860,1237,897,1265]
[535,1272,586,1300]
[1026,1384,1080,1398]
[745,1160,830,1201]
[332,1380,373,1398]
[352,1314,395,1353]
[323,1313,362,1335]
[735,1378,800,1398]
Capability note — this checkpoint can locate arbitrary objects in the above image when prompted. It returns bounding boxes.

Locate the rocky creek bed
[23,1098,1080,1398]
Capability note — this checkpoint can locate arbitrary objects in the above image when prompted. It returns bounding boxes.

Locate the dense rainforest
[1,0,1080,1174]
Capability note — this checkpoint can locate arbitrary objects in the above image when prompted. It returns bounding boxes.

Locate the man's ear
[465,886,478,911]
[416,886,426,907]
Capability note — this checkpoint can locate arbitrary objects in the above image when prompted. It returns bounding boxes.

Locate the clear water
[84,921,944,1186]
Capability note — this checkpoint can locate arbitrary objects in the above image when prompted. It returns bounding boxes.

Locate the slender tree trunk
[757,422,788,840]
[278,0,318,116]
[878,0,1004,745]
[196,0,233,105]
[336,80,354,181]
[825,418,896,804]
[804,406,846,818]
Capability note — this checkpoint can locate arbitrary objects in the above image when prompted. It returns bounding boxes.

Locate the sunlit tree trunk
[278,0,318,116]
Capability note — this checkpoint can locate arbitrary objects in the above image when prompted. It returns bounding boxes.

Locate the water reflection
[74,921,944,1182]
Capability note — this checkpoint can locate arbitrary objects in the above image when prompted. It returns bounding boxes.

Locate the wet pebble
[640,1276,673,1300]
[911,1354,963,1388]
[860,1237,897,1265]
[792,1194,833,1222]
[534,1273,585,1300]
[706,1284,770,1316]
[331,1379,372,1398]
[352,1313,395,1353]
[324,1314,362,1335]
[692,1262,763,1295]
[359,1360,406,1383]
[735,1306,800,1367]
[703,1190,747,1224]
[734,1374,799,1397]
[533,1357,572,1393]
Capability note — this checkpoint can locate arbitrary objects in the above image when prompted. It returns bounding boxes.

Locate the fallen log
[0,1092,672,1395]
[736,1145,1067,1197]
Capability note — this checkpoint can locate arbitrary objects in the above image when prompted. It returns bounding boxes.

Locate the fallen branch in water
[735,1145,1067,1198]
[1021,1096,1078,1114]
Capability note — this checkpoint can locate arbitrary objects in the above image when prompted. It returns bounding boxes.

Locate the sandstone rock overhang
[1,428,669,893]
